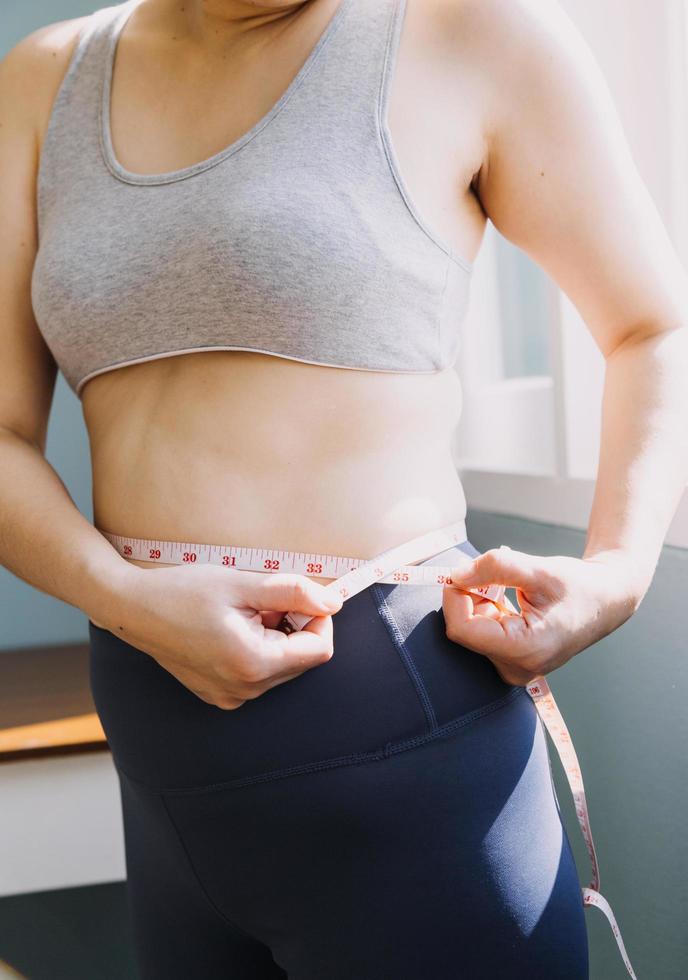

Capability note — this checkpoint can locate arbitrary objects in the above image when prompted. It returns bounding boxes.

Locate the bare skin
[1,0,687,704]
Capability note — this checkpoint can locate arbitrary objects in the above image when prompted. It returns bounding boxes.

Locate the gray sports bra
[31,0,473,398]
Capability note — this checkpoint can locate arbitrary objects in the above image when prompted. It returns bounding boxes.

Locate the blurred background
[1,1,687,978]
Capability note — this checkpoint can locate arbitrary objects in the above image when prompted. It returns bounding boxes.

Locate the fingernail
[321,593,342,610]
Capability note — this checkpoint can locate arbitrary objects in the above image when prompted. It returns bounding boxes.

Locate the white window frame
[453,0,688,549]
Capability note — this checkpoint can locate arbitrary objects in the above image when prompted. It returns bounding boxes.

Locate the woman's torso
[33,0,488,578]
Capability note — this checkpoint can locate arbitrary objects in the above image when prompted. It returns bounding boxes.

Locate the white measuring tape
[100,521,638,977]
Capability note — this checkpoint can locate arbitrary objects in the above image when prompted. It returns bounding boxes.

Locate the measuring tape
[99,521,638,977]
[99,520,510,611]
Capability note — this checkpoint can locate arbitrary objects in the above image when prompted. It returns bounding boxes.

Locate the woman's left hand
[442,546,649,686]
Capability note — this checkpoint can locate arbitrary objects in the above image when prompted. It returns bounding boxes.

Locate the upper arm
[0,17,87,451]
[465,0,688,356]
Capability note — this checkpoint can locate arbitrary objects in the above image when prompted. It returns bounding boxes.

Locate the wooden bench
[0,639,125,898]
[0,641,107,763]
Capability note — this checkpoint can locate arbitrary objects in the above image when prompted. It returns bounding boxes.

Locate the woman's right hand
[91,563,344,709]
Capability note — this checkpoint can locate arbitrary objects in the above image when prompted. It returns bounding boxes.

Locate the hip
[88,537,528,793]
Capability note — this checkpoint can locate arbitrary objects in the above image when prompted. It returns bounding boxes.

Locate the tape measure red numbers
[99,522,638,978]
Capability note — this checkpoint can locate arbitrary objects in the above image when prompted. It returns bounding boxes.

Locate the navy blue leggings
[88,539,589,979]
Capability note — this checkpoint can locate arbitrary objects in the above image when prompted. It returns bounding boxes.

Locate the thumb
[447,545,540,591]
[243,572,344,616]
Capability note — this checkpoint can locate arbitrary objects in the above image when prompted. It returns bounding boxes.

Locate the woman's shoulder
[0,11,98,155]
[426,0,583,80]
